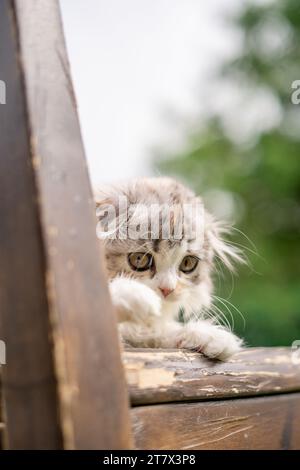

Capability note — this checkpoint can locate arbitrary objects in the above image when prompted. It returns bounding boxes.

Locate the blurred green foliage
[155,0,300,346]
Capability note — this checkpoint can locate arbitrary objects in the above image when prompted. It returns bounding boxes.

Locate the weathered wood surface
[0,0,132,449]
[0,381,3,450]
[0,0,62,449]
[132,393,300,450]
[124,347,300,405]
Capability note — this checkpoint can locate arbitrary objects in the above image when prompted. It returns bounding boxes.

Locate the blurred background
[60,0,300,347]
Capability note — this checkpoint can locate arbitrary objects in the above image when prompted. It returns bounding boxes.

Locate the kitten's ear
[94,185,120,210]
[206,214,245,272]
[94,185,122,240]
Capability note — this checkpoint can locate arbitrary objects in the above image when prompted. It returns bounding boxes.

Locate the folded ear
[94,185,123,240]
[94,184,120,211]
[205,213,245,272]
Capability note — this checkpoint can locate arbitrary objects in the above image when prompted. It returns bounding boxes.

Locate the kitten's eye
[179,255,199,274]
[128,252,153,272]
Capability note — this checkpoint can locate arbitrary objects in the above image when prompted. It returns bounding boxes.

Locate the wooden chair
[0,0,299,450]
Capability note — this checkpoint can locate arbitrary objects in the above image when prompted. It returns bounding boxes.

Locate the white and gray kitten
[95,177,243,360]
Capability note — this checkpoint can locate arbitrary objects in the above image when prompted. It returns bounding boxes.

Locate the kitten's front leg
[109,277,162,324]
[160,320,242,360]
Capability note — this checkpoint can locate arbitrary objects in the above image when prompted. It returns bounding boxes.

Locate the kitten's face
[95,177,240,315]
[105,238,210,306]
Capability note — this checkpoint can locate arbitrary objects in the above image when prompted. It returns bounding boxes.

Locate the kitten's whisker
[230,227,258,253]
[184,299,204,323]
[213,295,246,330]
[212,297,235,331]
[214,257,226,293]
[214,257,226,280]
[204,307,230,332]
[207,304,233,331]
[222,239,259,258]
[219,296,246,330]
[214,254,236,298]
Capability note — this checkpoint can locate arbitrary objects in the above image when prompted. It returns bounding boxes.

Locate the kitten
[95,177,243,360]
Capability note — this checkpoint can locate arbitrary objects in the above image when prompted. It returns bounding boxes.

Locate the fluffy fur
[95,177,244,360]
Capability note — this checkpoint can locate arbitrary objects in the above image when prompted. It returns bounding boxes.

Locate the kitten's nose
[159,287,174,298]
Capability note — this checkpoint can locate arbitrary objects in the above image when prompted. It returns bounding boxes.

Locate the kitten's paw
[109,277,162,322]
[177,322,242,360]
[199,329,242,360]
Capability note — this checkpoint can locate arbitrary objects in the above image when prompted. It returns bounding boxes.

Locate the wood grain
[0,0,132,449]
[124,347,300,405]
[0,377,4,449]
[0,0,62,449]
[132,393,300,450]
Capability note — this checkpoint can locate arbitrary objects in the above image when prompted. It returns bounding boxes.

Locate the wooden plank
[124,347,300,405]
[0,1,62,449]
[0,380,3,450]
[132,393,300,450]
[0,424,4,451]
[0,0,132,449]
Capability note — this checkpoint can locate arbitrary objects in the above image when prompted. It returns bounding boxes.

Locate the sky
[60,0,242,186]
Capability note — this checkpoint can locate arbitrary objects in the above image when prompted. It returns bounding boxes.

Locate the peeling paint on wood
[124,347,300,405]
[134,368,175,389]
